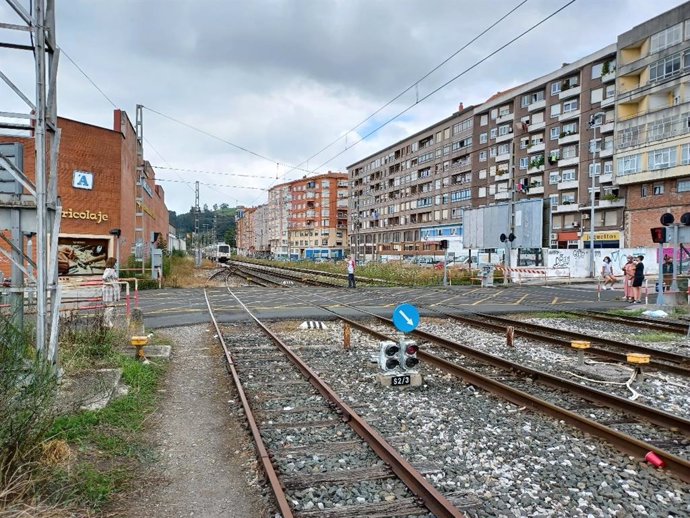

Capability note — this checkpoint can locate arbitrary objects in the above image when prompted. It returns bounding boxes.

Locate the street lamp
[588,112,605,278]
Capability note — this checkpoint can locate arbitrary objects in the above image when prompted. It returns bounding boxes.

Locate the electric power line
[60,48,118,109]
[309,0,578,173]
[275,0,530,184]
[155,178,268,191]
[152,165,276,180]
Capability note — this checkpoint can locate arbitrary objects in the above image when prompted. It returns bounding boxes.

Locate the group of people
[601,255,645,303]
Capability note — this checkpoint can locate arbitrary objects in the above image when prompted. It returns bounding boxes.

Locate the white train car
[212,243,231,263]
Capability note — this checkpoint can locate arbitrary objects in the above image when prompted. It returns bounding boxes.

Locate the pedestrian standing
[601,256,616,290]
[102,257,120,327]
[623,255,635,302]
[347,255,356,288]
[632,255,645,304]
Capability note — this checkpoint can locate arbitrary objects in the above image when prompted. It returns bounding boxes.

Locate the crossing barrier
[494,266,571,285]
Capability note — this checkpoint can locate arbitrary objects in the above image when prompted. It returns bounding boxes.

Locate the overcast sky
[1,0,686,214]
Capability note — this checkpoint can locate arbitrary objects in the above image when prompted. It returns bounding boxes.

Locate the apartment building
[287,171,349,260]
[347,105,475,260]
[615,2,690,246]
[472,45,620,249]
[235,206,255,256]
[267,182,291,259]
[254,204,270,257]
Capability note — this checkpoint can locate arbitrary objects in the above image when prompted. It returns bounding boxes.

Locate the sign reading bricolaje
[62,208,109,224]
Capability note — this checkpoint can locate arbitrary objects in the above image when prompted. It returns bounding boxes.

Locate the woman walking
[102,257,120,327]
[601,256,616,290]
[632,255,645,304]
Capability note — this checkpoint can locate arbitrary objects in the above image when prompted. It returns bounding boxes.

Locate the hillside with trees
[169,203,236,247]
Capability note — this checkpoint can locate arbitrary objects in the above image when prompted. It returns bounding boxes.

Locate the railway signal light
[650,227,668,244]
[399,340,419,371]
[379,341,400,372]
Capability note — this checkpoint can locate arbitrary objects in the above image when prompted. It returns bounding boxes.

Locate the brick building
[0,110,169,278]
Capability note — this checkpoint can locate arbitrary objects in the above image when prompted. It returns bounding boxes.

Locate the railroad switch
[130,335,149,361]
[627,353,651,383]
[570,340,591,365]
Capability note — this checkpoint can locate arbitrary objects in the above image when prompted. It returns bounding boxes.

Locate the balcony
[558,110,580,122]
[528,120,546,132]
[528,166,545,175]
[557,180,579,190]
[495,191,511,200]
[602,70,616,83]
[598,197,625,208]
[558,133,579,145]
[528,99,546,112]
[601,96,615,108]
[600,121,614,133]
[559,85,581,100]
[528,185,544,194]
[496,152,510,163]
[496,132,513,143]
[559,156,579,167]
[527,142,545,153]
[496,112,514,124]
[599,173,613,183]
[553,202,579,213]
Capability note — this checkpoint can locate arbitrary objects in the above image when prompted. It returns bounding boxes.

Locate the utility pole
[588,112,605,278]
[194,181,201,266]
[0,0,61,363]
[504,139,516,285]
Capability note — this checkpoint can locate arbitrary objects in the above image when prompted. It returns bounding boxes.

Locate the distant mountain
[169,204,236,246]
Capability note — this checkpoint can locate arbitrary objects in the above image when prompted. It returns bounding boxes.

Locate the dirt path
[113,324,267,517]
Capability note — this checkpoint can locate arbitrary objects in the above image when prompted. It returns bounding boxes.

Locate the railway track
[204,288,468,517]
[576,309,690,335]
[432,309,690,378]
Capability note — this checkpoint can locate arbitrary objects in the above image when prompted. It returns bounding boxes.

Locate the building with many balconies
[614,2,690,246]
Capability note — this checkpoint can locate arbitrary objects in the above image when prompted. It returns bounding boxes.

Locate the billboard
[58,237,109,276]
[462,199,543,249]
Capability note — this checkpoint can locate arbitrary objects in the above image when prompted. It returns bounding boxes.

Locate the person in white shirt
[601,256,616,290]
[346,256,356,288]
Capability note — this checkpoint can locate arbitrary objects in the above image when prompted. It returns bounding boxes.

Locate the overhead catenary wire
[155,178,268,191]
[60,48,118,109]
[274,0,530,184]
[309,0,577,173]
[152,165,276,181]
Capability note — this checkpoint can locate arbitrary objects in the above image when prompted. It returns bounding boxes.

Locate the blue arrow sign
[393,303,420,333]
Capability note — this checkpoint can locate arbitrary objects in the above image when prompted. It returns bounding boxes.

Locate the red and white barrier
[495,266,571,285]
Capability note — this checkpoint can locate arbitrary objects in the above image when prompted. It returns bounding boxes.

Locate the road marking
[512,294,528,305]
[472,291,502,305]
[551,296,559,305]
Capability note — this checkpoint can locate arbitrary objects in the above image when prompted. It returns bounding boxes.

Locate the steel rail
[231,261,340,288]
[228,259,389,286]
[577,309,690,335]
[203,289,294,518]
[211,287,465,518]
[443,312,690,377]
[326,313,690,483]
[481,311,690,365]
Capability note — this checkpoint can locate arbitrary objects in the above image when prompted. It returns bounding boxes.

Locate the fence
[59,277,139,319]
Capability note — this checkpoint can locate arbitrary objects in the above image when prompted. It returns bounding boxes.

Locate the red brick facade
[0,110,169,277]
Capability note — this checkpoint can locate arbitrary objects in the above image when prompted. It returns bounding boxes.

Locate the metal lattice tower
[194,180,201,266]
[0,0,61,362]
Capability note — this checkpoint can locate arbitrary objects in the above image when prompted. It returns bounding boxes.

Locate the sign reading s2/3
[393,303,420,333]
[73,170,94,190]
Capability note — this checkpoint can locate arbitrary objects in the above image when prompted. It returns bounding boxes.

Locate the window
[550,127,560,140]
[605,84,615,100]
[648,146,677,170]
[490,146,497,157]
[479,132,488,144]
[498,143,510,155]
[619,126,640,148]
[551,82,561,95]
[480,114,488,126]
[682,144,690,165]
[519,157,529,169]
[653,182,664,195]
[550,104,561,118]
[648,117,673,142]
[591,88,603,104]
[531,111,544,124]
[650,23,682,53]
[520,137,529,149]
[478,187,487,197]
[591,63,603,79]
[498,105,511,117]
[450,189,471,202]
[479,151,487,162]
[677,178,690,192]
[522,90,545,106]
[549,172,560,184]
[617,154,641,175]
[521,95,530,108]
[649,52,681,82]
[603,161,613,174]
[561,193,576,204]
[641,184,649,197]
[562,122,577,135]
[490,128,497,139]
[562,169,577,181]
[490,109,498,120]
[444,128,451,139]
[444,145,450,156]
[562,99,579,113]
[498,124,512,136]
[562,145,577,159]
[589,163,601,177]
